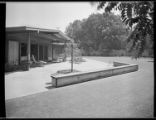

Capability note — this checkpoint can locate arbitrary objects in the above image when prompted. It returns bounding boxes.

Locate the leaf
[126,3,132,18]
[105,2,118,12]
[125,18,130,25]
[122,17,127,23]
[97,2,107,10]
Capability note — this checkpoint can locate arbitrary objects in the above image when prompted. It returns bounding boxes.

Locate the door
[8,41,19,65]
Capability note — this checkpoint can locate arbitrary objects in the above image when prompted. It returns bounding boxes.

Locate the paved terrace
[5,58,112,100]
[5,57,154,118]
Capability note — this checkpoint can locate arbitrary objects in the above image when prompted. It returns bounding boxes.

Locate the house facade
[5,26,73,66]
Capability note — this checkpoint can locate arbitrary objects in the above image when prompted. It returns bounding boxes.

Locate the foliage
[97,1,154,58]
[65,13,128,56]
[5,63,29,72]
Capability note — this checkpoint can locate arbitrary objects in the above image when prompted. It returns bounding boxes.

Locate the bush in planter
[5,63,14,72]
[5,62,31,72]
[5,64,22,72]
[20,62,31,70]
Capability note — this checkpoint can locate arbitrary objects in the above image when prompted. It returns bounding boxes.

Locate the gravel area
[5,57,154,118]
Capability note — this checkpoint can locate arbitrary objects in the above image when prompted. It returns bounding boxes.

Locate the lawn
[5,56,154,118]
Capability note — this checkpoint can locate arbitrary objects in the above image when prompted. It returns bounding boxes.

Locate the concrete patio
[5,57,154,118]
[5,57,112,100]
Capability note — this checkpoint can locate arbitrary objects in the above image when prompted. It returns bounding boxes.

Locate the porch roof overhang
[6,26,59,33]
[6,26,73,43]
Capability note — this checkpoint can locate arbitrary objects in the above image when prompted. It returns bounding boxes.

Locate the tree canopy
[65,13,128,56]
[97,1,154,58]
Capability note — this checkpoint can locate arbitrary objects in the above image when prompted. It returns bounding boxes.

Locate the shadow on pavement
[45,82,52,85]
[45,85,55,90]
[147,61,154,62]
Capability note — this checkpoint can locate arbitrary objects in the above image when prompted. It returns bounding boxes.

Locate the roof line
[6,26,59,33]
[6,26,73,42]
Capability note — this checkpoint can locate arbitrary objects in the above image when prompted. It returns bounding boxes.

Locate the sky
[6,2,105,33]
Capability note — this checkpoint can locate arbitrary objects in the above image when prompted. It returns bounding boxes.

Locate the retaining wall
[51,62,138,87]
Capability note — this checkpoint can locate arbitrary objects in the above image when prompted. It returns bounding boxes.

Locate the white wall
[8,41,19,65]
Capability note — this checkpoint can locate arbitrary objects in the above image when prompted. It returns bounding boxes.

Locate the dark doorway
[39,45,43,60]
[31,44,38,60]
[21,43,27,57]
[44,45,48,61]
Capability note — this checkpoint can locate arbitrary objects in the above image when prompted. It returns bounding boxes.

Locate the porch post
[43,45,44,60]
[38,43,39,61]
[27,32,31,70]
[52,41,53,60]
[19,42,21,65]
[71,43,73,72]
[64,41,67,61]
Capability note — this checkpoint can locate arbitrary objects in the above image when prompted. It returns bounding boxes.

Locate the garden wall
[51,62,138,87]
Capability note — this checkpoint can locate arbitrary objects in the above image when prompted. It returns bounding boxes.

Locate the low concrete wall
[51,62,138,87]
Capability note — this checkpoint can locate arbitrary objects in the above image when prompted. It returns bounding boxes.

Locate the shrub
[5,63,15,72]
[5,63,29,72]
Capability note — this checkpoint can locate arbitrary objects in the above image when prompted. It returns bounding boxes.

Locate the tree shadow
[45,82,56,90]
[45,82,52,85]
[45,85,56,90]
[147,61,154,62]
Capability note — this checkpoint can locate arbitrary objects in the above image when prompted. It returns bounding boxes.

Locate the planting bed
[51,61,138,87]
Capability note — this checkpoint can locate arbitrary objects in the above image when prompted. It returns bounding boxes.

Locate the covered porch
[5,26,73,70]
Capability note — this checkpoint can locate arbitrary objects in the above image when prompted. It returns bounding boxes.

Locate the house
[5,26,73,67]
